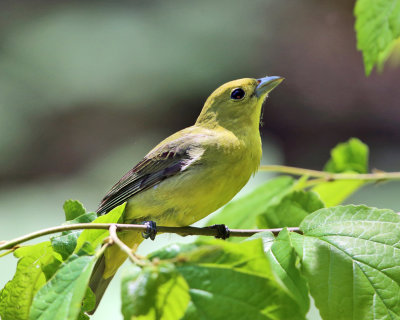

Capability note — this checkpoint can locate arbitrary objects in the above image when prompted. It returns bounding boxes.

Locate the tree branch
[3,166,397,254]
[0,223,301,251]
[260,165,400,181]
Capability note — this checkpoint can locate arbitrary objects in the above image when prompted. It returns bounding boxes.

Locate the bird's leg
[208,224,230,240]
[141,221,157,240]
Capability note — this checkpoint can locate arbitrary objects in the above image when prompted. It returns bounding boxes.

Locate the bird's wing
[96,138,205,215]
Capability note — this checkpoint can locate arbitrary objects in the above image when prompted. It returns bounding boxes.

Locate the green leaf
[244,231,276,252]
[70,212,98,224]
[181,265,299,320]
[52,200,96,260]
[148,242,204,261]
[313,138,369,206]
[208,176,294,233]
[324,138,368,174]
[75,202,126,252]
[63,200,86,221]
[181,240,272,274]
[0,242,62,320]
[77,313,90,320]
[355,0,400,75]
[150,239,272,274]
[29,251,97,320]
[51,212,97,260]
[265,229,309,315]
[257,190,324,228]
[75,287,96,320]
[150,239,306,320]
[121,264,190,320]
[81,287,96,316]
[312,180,365,207]
[51,232,79,261]
[291,205,400,319]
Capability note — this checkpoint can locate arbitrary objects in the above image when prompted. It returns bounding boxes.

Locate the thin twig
[0,248,18,258]
[260,165,400,181]
[300,178,330,188]
[108,224,148,266]
[0,223,301,251]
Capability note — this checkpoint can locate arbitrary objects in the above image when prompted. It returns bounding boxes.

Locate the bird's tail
[88,231,144,314]
[88,254,113,314]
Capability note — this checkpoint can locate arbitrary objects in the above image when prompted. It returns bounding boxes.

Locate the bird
[88,76,284,312]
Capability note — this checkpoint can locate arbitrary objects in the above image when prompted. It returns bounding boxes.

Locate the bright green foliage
[80,288,96,319]
[355,0,400,75]
[210,138,369,233]
[257,190,324,228]
[312,180,364,207]
[0,242,62,320]
[208,176,294,230]
[313,138,369,206]
[146,239,307,320]
[0,201,125,320]
[324,138,368,174]
[29,244,97,320]
[75,202,125,252]
[78,313,90,320]
[291,205,400,320]
[51,209,97,260]
[52,200,96,260]
[265,229,309,316]
[63,200,87,221]
[121,264,190,320]
[244,231,276,252]
[2,137,400,320]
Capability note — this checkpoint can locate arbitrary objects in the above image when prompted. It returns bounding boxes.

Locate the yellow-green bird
[89,76,284,311]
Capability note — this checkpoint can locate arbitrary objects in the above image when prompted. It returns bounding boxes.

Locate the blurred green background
[1,0,400,319]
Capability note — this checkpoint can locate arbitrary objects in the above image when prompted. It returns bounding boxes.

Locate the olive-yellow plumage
[89,76,283,312]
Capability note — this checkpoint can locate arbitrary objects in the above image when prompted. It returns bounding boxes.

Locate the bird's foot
[209,224,230,240]
[142,221,157,240]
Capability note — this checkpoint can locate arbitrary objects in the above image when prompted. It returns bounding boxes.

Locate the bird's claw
[209,224,230,240]
[142,221,157,240]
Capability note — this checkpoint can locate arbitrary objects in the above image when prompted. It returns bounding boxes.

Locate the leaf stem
[260,165,400,181]
[0,223,301,251]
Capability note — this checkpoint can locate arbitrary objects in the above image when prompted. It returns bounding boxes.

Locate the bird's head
[196,76,284,131]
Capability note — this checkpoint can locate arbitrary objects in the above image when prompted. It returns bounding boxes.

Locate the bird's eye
[230,88,245,100]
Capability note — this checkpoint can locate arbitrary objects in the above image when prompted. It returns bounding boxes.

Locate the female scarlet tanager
[89,76,284,311]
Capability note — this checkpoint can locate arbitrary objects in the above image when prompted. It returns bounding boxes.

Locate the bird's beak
[255,76,284,97]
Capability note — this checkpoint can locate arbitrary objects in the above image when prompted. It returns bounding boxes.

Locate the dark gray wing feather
[96,150,193,215]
